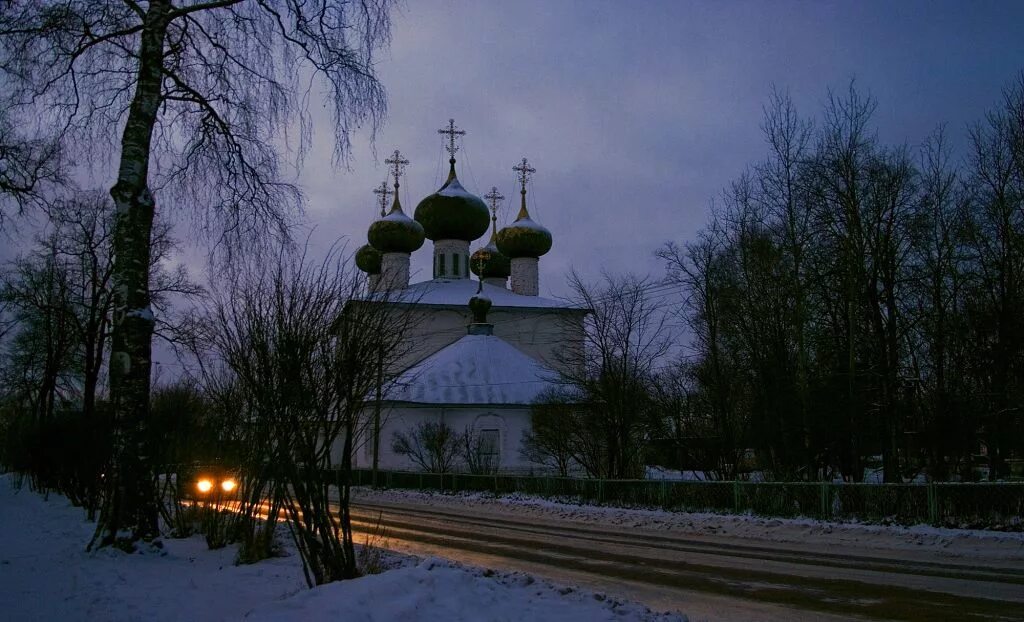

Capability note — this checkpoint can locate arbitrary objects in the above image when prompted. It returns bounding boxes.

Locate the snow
[437,177,476,199]
[386,334,561,405]
[396,277,582,309]
[507,216,551,233]
[644,466,710,481]
[0,474,683,621]
[248,558,685,622]
[381,210,416,222]
[124,306,155,322]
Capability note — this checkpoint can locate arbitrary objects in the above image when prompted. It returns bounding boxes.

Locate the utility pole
[372,346,383,487]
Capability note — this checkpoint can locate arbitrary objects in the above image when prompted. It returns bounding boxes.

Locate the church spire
[438,118,466,182]
[384,149,409,214]
[513,157,536,220]
[484,186,504,240]
[495,157,552,296]
[368,148,424,292]
[373,180,392,218]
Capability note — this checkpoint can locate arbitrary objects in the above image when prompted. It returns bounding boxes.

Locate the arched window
[438,253,446,277]
[452,252,459,277]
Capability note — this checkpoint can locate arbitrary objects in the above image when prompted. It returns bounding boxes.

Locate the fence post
[733,480,741,512]
[820,482,829,519]
[927,483,938,525]
[598,479,604,504]
[660,480,668,508]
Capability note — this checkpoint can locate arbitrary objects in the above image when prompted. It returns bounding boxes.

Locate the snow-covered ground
[0,474,687,622]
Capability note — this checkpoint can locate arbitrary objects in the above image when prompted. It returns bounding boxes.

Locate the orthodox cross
[484,187,504,219]
[372,181,392,217]
[513,157,536,194]
[385,149,409,189]
[438,118,466,159]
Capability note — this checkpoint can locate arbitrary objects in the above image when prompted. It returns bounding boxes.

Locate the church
[350,120,588,473]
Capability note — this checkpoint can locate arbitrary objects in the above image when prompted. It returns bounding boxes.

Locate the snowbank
[249,558,684,622]
[0,475,686,621]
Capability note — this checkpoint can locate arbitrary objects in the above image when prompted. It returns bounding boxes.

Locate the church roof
[384,334,561,405]
[390,278,581,310]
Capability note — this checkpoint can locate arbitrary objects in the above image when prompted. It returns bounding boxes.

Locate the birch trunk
[95,0,170,547]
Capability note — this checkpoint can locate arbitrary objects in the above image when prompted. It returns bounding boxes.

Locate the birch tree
[1,0,394,546]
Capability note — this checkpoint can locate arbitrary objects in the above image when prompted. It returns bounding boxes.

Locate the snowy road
[347,489,1024,622]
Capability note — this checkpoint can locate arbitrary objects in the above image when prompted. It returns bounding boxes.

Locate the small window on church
[439,254,446,277]
[452,253,459,276]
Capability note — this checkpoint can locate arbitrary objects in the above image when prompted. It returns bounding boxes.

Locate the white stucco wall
[393,305,585,374]
[350,404,539,473]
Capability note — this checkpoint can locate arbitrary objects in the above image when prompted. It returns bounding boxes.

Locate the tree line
[525,77,1024,483]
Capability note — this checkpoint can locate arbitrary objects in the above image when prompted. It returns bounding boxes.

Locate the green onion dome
[495,194,552,259]
[471,213,512,279]
[355,243,382,274]
[414,160,490,241]
[470,240,512,279]
[368,193,425,254]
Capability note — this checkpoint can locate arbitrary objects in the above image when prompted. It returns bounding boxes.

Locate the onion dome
[368,150,425,254]
[369,193,425,253]
[471,187,512,278]
[355,244,382,274]
[414,158,489,241]
[495,158,552,259]
[415,120,489,241]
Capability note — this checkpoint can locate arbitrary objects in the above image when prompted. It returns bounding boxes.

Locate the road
[346,494,1024,622]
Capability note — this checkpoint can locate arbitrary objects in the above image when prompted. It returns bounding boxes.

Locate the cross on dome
[484,187,504,218]
[373,180,392,217]
[385,149,409,188]
[438,118,466,159]
[513,158,536,195]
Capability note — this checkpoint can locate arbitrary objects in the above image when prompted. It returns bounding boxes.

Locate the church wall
[393,305,586,374]
[350,404,542,473]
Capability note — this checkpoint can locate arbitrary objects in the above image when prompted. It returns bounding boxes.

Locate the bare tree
[459,426,499,475]
[543,271,673,479]
[1,0,394,546]
[0,107,64,217]
[392,421,462,474]
[660,230,750,480]
[521,393,576,477]
[201,242,414,585]
[964,73,1024,480]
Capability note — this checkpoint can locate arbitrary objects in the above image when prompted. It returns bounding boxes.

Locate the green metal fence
[348,468,1024,528]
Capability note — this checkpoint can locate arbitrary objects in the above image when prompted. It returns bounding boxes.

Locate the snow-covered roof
[391,278,582,310]
[385,334,561,405]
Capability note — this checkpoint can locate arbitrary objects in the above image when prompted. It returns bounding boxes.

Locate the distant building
[346,120,585,471]
[349,121,587,472]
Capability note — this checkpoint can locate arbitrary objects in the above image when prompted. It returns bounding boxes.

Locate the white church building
[349,121,587,473]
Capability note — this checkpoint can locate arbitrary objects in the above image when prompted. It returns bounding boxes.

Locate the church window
[453,253,459,276]
[480,429,500,466]
[439,253,446,277]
